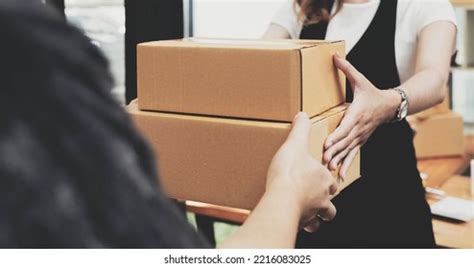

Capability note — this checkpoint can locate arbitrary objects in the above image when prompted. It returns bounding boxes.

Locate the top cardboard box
[137,38,346,122]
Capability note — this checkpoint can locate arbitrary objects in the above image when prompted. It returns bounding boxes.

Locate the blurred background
[53,0,473,132]
[65,0,126,103]
[42,0,474,248]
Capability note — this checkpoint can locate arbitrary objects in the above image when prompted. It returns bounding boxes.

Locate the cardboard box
[128,102,360,210]
[450,0,474,5]
[137,38,346,122]
[408,111,464,159]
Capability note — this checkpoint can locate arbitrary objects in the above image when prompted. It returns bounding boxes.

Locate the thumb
[286,112,311,147]
[334,54,363,91]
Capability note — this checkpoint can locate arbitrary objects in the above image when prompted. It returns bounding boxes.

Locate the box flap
[130,101,347,127]
[139,37,344,51]
[129,101,290,129]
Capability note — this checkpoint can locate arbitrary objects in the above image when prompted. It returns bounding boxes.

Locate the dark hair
[0,0,206,247]
[295,0,342,25]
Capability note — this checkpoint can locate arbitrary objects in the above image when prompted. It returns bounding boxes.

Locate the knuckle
[324,187,330,198]
[325,177,335,190]
[359,113,370,124]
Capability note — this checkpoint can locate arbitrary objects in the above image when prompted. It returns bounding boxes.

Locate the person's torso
[300,0,419,179]
[300,0,420,83]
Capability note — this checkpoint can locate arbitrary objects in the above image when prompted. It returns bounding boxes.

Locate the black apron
[297,0,436,248]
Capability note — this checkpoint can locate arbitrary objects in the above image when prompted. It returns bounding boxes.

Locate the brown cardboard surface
[408,111,464,159]
[128,102,360,210]
[137,38,346,122]
[450,0,474,7]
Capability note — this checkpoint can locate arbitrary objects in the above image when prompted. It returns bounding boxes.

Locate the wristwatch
[391,87,409,122]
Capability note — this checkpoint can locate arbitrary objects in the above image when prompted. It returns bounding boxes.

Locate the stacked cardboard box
[129,38,361,210]
[407,86,465,159]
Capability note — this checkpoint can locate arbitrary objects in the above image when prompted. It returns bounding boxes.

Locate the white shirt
[271,0,457,83]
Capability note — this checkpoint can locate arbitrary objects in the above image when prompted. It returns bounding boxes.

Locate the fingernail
[340,171,346,180]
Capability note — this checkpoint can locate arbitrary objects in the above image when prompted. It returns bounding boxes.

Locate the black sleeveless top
[297,0,436,248]
[300,0,417,180]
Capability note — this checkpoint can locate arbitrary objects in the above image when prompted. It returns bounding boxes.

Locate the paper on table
[431,197,474,222]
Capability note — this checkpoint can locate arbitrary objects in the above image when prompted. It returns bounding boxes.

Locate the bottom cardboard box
[128,102,360,210]
[408,111,464,159]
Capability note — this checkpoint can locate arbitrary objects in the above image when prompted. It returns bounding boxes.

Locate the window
[192,0,286,38]
[65,0,125,104]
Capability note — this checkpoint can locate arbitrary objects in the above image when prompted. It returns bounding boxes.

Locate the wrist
[266,179,304,216]
[381,90,402,122]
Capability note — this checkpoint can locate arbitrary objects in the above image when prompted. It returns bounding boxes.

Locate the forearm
[377,67,448,122]
[373,21,455,121]
[400,68,447,115]
[401,21,455,115]
[218,185,301,248]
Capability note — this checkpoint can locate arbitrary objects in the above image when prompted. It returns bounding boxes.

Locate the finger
[318,202,337,222]
[323,129,358,165]
[304,217,322,233]
[324,109,358,150]
[328,137,360,170]
[333,54,362,87]
[339,146,360,180]
[286,112,311,147]
[329,148,349,171]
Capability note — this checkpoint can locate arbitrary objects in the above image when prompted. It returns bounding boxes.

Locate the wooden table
[418,136,473,188]
[427,175,473,248]
[417,136,473,248]
[186,136,474,247]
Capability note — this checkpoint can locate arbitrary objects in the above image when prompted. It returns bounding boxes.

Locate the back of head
[0,0,206,248]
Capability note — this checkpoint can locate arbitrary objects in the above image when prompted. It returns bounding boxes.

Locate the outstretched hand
[323,54,400,179]
[267,112,338,232]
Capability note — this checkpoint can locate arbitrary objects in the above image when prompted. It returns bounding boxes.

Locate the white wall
[452,8,474,124]
[193,0,288,39]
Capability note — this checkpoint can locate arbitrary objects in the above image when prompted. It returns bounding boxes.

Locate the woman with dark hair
[264,0,457,247]
[0,0,339,248]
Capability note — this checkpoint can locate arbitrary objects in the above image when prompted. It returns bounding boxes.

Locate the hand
[323,54,401,178]
[266,112,338,233]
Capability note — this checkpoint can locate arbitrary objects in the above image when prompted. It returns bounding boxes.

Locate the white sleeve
[270,0,303,39]
[410,0,458,35]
